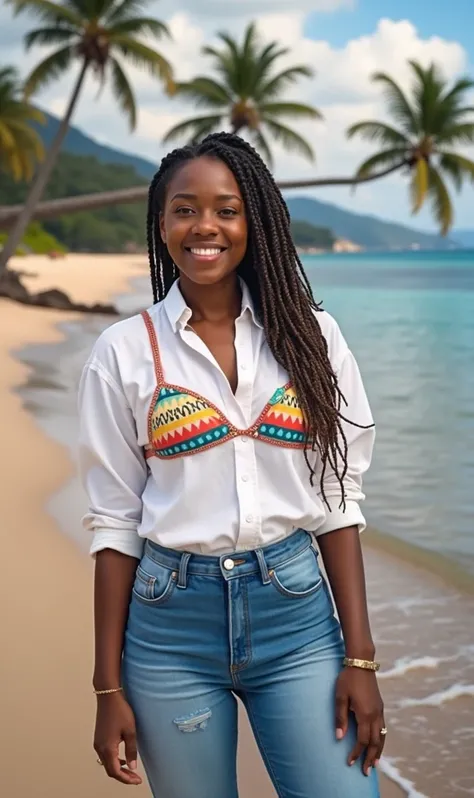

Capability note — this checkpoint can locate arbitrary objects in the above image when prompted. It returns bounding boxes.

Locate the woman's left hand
[335,666,386,776]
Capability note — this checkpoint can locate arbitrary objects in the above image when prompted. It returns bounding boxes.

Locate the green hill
[28,108,458,251]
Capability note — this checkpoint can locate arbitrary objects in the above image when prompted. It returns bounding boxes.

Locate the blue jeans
[122,529,380,798]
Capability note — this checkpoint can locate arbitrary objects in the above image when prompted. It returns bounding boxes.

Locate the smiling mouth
[184,246,227,257]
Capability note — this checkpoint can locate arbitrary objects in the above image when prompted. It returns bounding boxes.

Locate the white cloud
[1,1,473,229]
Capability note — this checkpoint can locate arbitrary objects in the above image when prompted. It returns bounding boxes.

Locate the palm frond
[111,35,173,84]
[353,148,408,179]
[7,0,81,27]
[427,164,453,235]
[23,45,74,98]
[259,101,322,121]
[107,16,169,39]
[256,65,313,101]
[372,71,419,135]
[439,150,474,190]
[347,120,410,147]
[24,25,76,49]
[435,122,474,145]
[173,78,232,109]
[410,157,429,212]
[162,114,223,144]
[252,128,273,167]
[105,0,153,25]
[110,57,136,130]
[262,118,314,162]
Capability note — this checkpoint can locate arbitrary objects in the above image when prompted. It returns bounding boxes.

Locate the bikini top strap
[141,310,164,386]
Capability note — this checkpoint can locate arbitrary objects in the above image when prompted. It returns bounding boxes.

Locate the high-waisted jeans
[122,529,380,798]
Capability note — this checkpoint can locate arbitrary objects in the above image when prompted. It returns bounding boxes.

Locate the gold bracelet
[93,687,123,695]
[343,657,380,672]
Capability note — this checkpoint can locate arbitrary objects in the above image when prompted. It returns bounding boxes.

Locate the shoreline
[1,253,420,798]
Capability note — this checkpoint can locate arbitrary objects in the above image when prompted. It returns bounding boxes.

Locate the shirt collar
[163,278,263,332]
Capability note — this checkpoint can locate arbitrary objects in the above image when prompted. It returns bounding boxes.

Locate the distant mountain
[285,197,455,251]
[33,108,457,251]
[452,230,474,248]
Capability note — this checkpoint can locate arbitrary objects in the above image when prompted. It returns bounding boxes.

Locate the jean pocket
[132,558,178,606]
[269,543,323,599]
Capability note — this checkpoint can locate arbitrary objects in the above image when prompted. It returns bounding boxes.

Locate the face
[159,156,248,287]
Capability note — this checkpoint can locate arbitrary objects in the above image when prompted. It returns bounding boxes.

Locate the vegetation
[163,22,321,166]
[348,60,474,235]
[0,65,44,181]
[0,221,66,255]
[0,152,148,252]
[0,0,173,274]
[291,220,334,249]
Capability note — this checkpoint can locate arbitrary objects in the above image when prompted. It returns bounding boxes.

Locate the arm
[78,359,147,785]
[315,349,384,775]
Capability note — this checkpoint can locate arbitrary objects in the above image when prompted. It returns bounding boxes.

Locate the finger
[123,730,138,771]
[374,717,387,767]
[335,693,349,740]
[119,759,143,785]
[363,721,381,776]
[348,721,370,767]
[99,747,140,785]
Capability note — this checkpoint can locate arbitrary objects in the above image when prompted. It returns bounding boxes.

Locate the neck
[179,274,242,323]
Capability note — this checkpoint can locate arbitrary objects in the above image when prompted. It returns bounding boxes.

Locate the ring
[97,758,104,766]
[380,727,388,736]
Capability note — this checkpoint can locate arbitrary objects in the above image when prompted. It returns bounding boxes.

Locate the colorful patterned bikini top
[142,310,307,460]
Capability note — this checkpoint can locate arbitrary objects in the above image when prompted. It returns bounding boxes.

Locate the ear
[159,212,166,243]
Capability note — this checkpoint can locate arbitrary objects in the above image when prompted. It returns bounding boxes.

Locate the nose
[191,211,219,237]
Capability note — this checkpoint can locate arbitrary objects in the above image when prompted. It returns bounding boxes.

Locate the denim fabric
[122,529,380,798]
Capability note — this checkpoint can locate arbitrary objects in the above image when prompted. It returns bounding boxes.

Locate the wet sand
[0,254,417,798]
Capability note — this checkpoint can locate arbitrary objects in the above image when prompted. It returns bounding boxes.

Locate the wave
[378,656,443,680]
[379,757,429,798]
[399,684,474,708]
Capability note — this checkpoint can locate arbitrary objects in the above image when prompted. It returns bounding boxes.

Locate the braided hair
[147,132,366,506]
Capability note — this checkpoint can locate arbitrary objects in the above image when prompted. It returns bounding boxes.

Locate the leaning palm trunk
[0,58,88,275]
[0,160,407,229]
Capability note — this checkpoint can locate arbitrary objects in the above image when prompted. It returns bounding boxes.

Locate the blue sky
[1,0,473,233]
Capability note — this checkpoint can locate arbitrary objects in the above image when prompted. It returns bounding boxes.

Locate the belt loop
[255,548,271,585]
[177,552,191,589]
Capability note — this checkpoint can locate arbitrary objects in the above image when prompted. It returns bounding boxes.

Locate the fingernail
[375,759,380,767]
[130,761,137,770]
[349,760,355,767]
[366,767,372,777]
[336,728,344,740]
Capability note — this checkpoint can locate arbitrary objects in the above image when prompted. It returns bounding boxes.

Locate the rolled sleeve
[78,360,147,559]
[315,349,375,537]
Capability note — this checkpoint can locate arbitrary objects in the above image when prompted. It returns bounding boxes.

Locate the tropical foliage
[348,60,474,234]
[0,65,44,181]
[163,22,321,166]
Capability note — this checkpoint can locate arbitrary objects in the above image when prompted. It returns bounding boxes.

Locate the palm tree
[163,22,321,166]
[0,65,44,182]
[0,0,173,275]
[348,60,474,234]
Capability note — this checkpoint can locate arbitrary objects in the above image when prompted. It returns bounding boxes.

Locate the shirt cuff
[315,498,366,536]
[89,528,145,560]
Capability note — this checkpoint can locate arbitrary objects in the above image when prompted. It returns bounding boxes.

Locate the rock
[0,269,118,315]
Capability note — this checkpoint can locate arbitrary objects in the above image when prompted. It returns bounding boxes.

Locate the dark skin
[93,156,385,784]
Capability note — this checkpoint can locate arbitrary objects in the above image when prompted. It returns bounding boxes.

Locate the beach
[1,253,473,798]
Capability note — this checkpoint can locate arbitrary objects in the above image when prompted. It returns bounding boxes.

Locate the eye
[219,208,238,217]
[174,206,195,215]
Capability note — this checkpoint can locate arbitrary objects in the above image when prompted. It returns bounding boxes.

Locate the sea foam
[399,683,474,708]
[379,757,430,798]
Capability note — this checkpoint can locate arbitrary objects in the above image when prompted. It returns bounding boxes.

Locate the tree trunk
[0,161,408,229]
[0,58,89,275]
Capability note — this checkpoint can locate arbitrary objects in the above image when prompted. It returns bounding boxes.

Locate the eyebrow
[170,192,242,202]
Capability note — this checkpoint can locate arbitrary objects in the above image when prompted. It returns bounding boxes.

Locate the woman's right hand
[94,692,143,785]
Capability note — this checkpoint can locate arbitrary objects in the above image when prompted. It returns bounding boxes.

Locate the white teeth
[190,248,222,256]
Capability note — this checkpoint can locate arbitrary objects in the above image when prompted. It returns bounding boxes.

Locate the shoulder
[313,307,349,371]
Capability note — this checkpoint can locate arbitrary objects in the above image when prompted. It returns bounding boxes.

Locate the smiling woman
[78,132,385,798]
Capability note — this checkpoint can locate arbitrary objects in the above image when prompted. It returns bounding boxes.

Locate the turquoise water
[304,250,474,574]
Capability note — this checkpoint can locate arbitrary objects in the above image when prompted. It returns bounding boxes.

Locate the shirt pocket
[269,543,323,599]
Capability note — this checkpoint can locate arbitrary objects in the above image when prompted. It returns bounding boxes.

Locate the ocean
[15,249,474,798]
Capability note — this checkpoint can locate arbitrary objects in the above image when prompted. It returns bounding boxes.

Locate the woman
[78,132,385,798]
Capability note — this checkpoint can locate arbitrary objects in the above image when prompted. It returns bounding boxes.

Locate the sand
[0,254,403,798]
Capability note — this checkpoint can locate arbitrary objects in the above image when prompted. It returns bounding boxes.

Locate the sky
[1,0,474,232]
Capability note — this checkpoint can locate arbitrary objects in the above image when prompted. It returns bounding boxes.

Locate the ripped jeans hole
[173,708,212,733]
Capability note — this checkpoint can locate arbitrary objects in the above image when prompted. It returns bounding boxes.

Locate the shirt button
[241,363,247,370]
[241,474,249,482]
[245,515,253,523]
[241,436,248,443]
[223,558,235,571]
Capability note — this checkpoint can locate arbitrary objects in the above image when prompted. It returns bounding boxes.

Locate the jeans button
[223,558,235,571]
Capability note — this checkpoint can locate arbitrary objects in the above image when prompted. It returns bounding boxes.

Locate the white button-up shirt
[78,280,375,559]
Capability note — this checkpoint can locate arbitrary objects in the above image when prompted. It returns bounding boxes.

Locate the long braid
[146,132,372,505]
